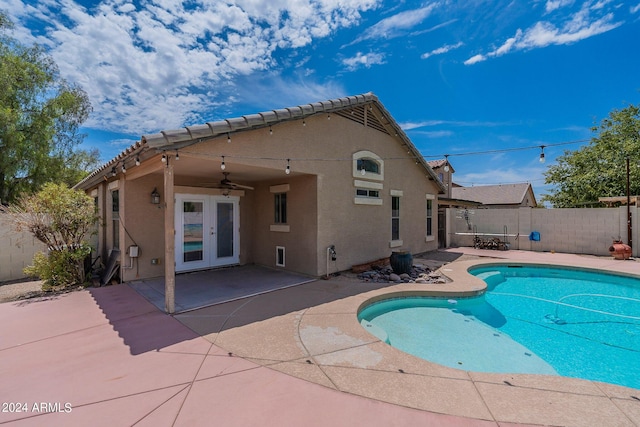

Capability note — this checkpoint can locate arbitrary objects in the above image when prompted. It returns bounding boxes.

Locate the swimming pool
[358,264,640,389]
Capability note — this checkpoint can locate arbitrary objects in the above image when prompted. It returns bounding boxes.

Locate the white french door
[175,194,240,272]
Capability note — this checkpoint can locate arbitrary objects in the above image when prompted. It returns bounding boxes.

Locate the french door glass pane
[217,202,234,258]
[183,201,204,262]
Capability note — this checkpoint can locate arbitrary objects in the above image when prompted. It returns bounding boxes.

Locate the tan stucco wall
[0,214,47,282]
[249,175,318,275]
[90,110,441,279]
[184,112,440,276]
[448,205,639,257]
[119,174,166,282]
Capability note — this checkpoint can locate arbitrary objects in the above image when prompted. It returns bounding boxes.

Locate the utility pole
[627,156,632,248]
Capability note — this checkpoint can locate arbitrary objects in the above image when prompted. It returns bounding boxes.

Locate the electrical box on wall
[128,246,139,258]
[151,258,160,265]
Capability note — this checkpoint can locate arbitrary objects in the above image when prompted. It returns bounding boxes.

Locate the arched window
[352,150,384,180]
[357,158,380,174]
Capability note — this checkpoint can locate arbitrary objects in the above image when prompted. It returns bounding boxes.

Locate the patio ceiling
[129,153,298,187]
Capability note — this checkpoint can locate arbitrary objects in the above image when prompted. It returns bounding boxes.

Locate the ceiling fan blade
[229,183,254,190]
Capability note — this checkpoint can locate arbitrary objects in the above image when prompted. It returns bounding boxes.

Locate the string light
[227,133,231,143]
[221,156,226,170]
[444,154,450,172]
[135,156,140,166]
[121,162,126,174]
[539,146,546,163]
[302,119,306,127]
[111,166,117,177]
[161,153,166,163]
[175,151,180,160]
[285,159,291,175]
[269,125,273,135]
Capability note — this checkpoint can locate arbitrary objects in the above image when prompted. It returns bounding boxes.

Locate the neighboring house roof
[426,159,455,173]
[76,92,445,193]
[451,183,537,206]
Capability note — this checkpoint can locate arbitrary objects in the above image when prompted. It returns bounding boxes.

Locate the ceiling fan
[201,172,254,190]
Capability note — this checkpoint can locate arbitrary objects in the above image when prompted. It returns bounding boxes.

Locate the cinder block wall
[447,206,638,257]
[0,214,47,282]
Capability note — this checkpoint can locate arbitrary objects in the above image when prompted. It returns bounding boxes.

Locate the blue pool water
[358,264,640,389]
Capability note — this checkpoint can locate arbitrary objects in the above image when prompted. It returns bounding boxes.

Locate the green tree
[1,183,98,289]
[542,103,640,208]
[0,11,98,205]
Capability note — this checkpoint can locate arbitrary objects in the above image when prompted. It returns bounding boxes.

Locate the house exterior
[76,93,445,312]
[451,183,537,208]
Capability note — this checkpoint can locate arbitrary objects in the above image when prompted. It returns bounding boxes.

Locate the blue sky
[6,0,640,199]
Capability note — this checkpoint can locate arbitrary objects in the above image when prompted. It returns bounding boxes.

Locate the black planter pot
[390,251,413,275]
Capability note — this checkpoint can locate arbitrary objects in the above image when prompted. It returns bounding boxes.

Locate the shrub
[2,183,98,290]
[24,245,92,290]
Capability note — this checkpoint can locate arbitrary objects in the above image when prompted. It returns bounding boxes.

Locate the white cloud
[341,51,386,70]
[463,54,486,65]
[545,0,575,14]
[9,0,378,134]
[346,3,438,46]
[465,1,622,64]
[231,73,347,113]
[421,41,463,59]
[631,3,640,13]
[399,120,445,130]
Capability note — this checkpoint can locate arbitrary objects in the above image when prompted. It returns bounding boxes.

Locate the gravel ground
[0,280,45,303]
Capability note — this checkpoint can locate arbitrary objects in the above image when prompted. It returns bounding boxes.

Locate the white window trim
[270,184,290,193]
[391,194,401,245]
[353,150,384,181]
[426,194,435,241]
[354,180,383,190]
[355,197,383,205]
[270,224,290,232]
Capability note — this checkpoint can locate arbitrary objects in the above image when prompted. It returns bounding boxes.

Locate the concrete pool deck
[1,248,639,426]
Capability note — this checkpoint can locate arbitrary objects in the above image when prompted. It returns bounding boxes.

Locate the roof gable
[76,92,445,193]
[451,183,536,206]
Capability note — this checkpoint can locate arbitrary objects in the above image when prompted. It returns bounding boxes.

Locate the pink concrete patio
[1,248,639,426]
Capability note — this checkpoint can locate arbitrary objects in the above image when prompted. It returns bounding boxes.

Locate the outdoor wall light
[151,188,160,204]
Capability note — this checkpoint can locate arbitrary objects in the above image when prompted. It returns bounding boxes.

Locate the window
[391,196,400,241]
[111,190,120,249]
[356,189,380,198]
[357,158,380,174]
[426,199,433,237]
[352,150,384,181]
[274,193,287,224]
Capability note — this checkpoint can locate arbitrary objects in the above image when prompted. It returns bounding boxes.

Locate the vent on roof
[335,106,391,135]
